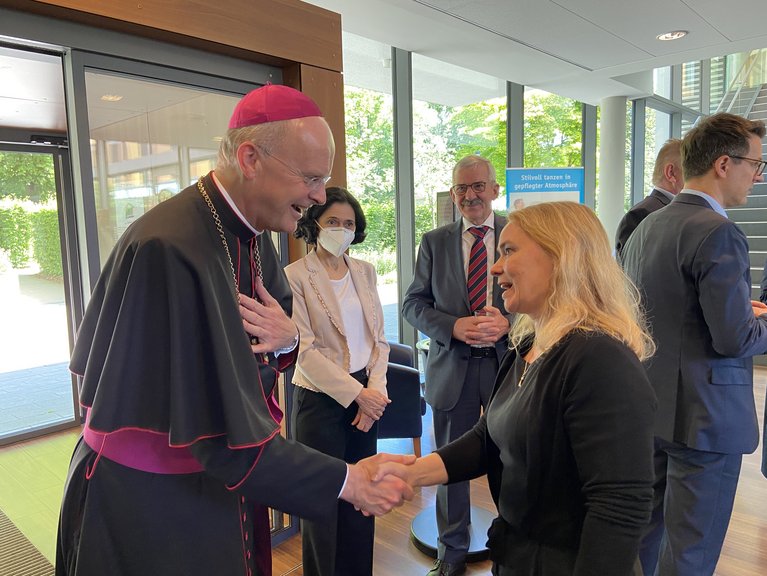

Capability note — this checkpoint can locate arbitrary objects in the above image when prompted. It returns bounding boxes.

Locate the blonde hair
[507,202,655,361]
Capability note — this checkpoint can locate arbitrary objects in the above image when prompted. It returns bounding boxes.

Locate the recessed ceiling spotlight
[100,94,123,102]
[657,30,688,41]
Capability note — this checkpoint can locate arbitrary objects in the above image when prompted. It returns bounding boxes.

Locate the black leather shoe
[426,559,467,576]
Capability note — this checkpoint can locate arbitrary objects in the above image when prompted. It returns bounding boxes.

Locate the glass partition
[83,68,296,540]
[523,88,583,169]
[84,70,239,266]
[644,108,671,191]
[654,66,672,99]
[411,54,507,246]
[341,32,399,341]
[0,148,75,441]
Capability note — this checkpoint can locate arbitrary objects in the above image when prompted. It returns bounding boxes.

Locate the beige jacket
[285,250,389,407]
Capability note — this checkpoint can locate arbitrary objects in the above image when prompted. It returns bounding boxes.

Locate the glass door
[0,147,78,442]
[76,59,295,542]
[83,70,242,263]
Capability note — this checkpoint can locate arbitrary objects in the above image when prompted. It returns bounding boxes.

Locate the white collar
[211,172,262,236]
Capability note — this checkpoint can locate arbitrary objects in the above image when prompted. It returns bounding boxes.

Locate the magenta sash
[83,409,204,474]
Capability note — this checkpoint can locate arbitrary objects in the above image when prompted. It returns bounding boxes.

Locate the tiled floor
[0,363,76,439]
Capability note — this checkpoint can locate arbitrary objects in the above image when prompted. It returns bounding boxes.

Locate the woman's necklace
[518,346,543,388]
[517,360,531,388]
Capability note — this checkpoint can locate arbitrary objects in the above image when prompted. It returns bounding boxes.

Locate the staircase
[724,83,767,364]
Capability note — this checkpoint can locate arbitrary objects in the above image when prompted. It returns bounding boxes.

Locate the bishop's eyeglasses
[450,181,487,196]
[258,146,332,190]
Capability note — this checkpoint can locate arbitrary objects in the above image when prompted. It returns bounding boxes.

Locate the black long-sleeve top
[438,331,656,576]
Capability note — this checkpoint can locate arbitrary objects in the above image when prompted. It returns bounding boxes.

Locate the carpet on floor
[0,508,54,576]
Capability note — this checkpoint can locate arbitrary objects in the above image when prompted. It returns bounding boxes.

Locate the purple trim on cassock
[83,409,204,475]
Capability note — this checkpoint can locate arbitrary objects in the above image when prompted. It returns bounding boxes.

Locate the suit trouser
[639,438,742,576]
[292,375,378,576]
[432,355,496,563]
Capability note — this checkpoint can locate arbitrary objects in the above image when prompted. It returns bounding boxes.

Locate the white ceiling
[305,0,767,105]
[3,0,767,136]
[0,46,66,133]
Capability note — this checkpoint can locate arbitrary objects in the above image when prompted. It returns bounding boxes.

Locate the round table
[411,338,492,562]
[410,505,494,562]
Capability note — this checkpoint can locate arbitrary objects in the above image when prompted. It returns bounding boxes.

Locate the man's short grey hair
[651,139,682,186]
[452,154,496,183]
[216,121,290,174]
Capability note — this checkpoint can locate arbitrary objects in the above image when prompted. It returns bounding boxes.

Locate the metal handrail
[715,49,761,114]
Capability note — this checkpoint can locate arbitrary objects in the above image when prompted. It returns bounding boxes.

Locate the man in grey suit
[403,155,512,576]
[623,112,767,576]
[615,138,683,261]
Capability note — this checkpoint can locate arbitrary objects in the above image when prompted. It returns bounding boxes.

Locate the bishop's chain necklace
[198,178,265,351]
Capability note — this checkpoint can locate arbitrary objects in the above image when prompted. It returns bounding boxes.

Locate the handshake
[340,452,445,516]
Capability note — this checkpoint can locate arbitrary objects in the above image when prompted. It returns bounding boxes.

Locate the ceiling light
[657,30,688,41]
[100,94,123,102]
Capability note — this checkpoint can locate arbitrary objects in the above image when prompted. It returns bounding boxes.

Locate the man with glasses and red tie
[403,155,512,576]
[623,112,767,576]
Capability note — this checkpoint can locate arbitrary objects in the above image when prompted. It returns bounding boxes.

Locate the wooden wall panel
[285,64,347,262]
[18,0,342,72]
[3,0,348,264]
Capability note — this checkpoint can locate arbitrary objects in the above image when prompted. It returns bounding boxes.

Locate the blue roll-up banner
[505,167,584,211]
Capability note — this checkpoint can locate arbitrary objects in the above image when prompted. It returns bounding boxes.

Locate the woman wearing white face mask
[284,187,390,576]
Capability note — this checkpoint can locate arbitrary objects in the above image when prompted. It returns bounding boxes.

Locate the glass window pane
[681,61,701,111]
[654,66,672,99]
[710,56,728,113]
[342,32,399,342]
[412,54,507,245]
[644,108,671,193]
[0,150,74,438]
[523,88,583,169]
[85,71,239,266]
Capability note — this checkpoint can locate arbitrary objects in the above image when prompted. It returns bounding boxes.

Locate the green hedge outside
[0,200,62,278]
[0,203,32,268]
[31,208,63,278]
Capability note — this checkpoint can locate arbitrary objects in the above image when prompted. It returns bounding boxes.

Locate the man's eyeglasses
[730,155,767,176]
[258,146,331,190]
[450,181,487,196]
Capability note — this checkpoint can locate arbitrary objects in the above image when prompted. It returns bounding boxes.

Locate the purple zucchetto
[228,84,323,129]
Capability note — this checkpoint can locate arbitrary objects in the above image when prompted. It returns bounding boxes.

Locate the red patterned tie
[467,226,489,312]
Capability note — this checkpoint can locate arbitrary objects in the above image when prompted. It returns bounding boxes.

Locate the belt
[469,346,496,358]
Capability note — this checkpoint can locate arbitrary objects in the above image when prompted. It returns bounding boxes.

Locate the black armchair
[378,342,426,457]
[388,341,415,368]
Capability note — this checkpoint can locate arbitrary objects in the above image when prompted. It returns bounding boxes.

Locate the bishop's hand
[341,453,416,516]
[239,277,299,353]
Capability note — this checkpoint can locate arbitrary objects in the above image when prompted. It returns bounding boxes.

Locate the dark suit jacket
[622,192,767,454]
[402,214,511,411]
[614,188,671,261]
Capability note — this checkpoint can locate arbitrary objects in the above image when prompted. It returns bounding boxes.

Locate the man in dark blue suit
[403,155,512,576]
[615,138,683,261]
[623,112,767,576]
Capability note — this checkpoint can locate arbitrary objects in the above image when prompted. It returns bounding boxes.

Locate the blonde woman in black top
[376,202,656,576]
